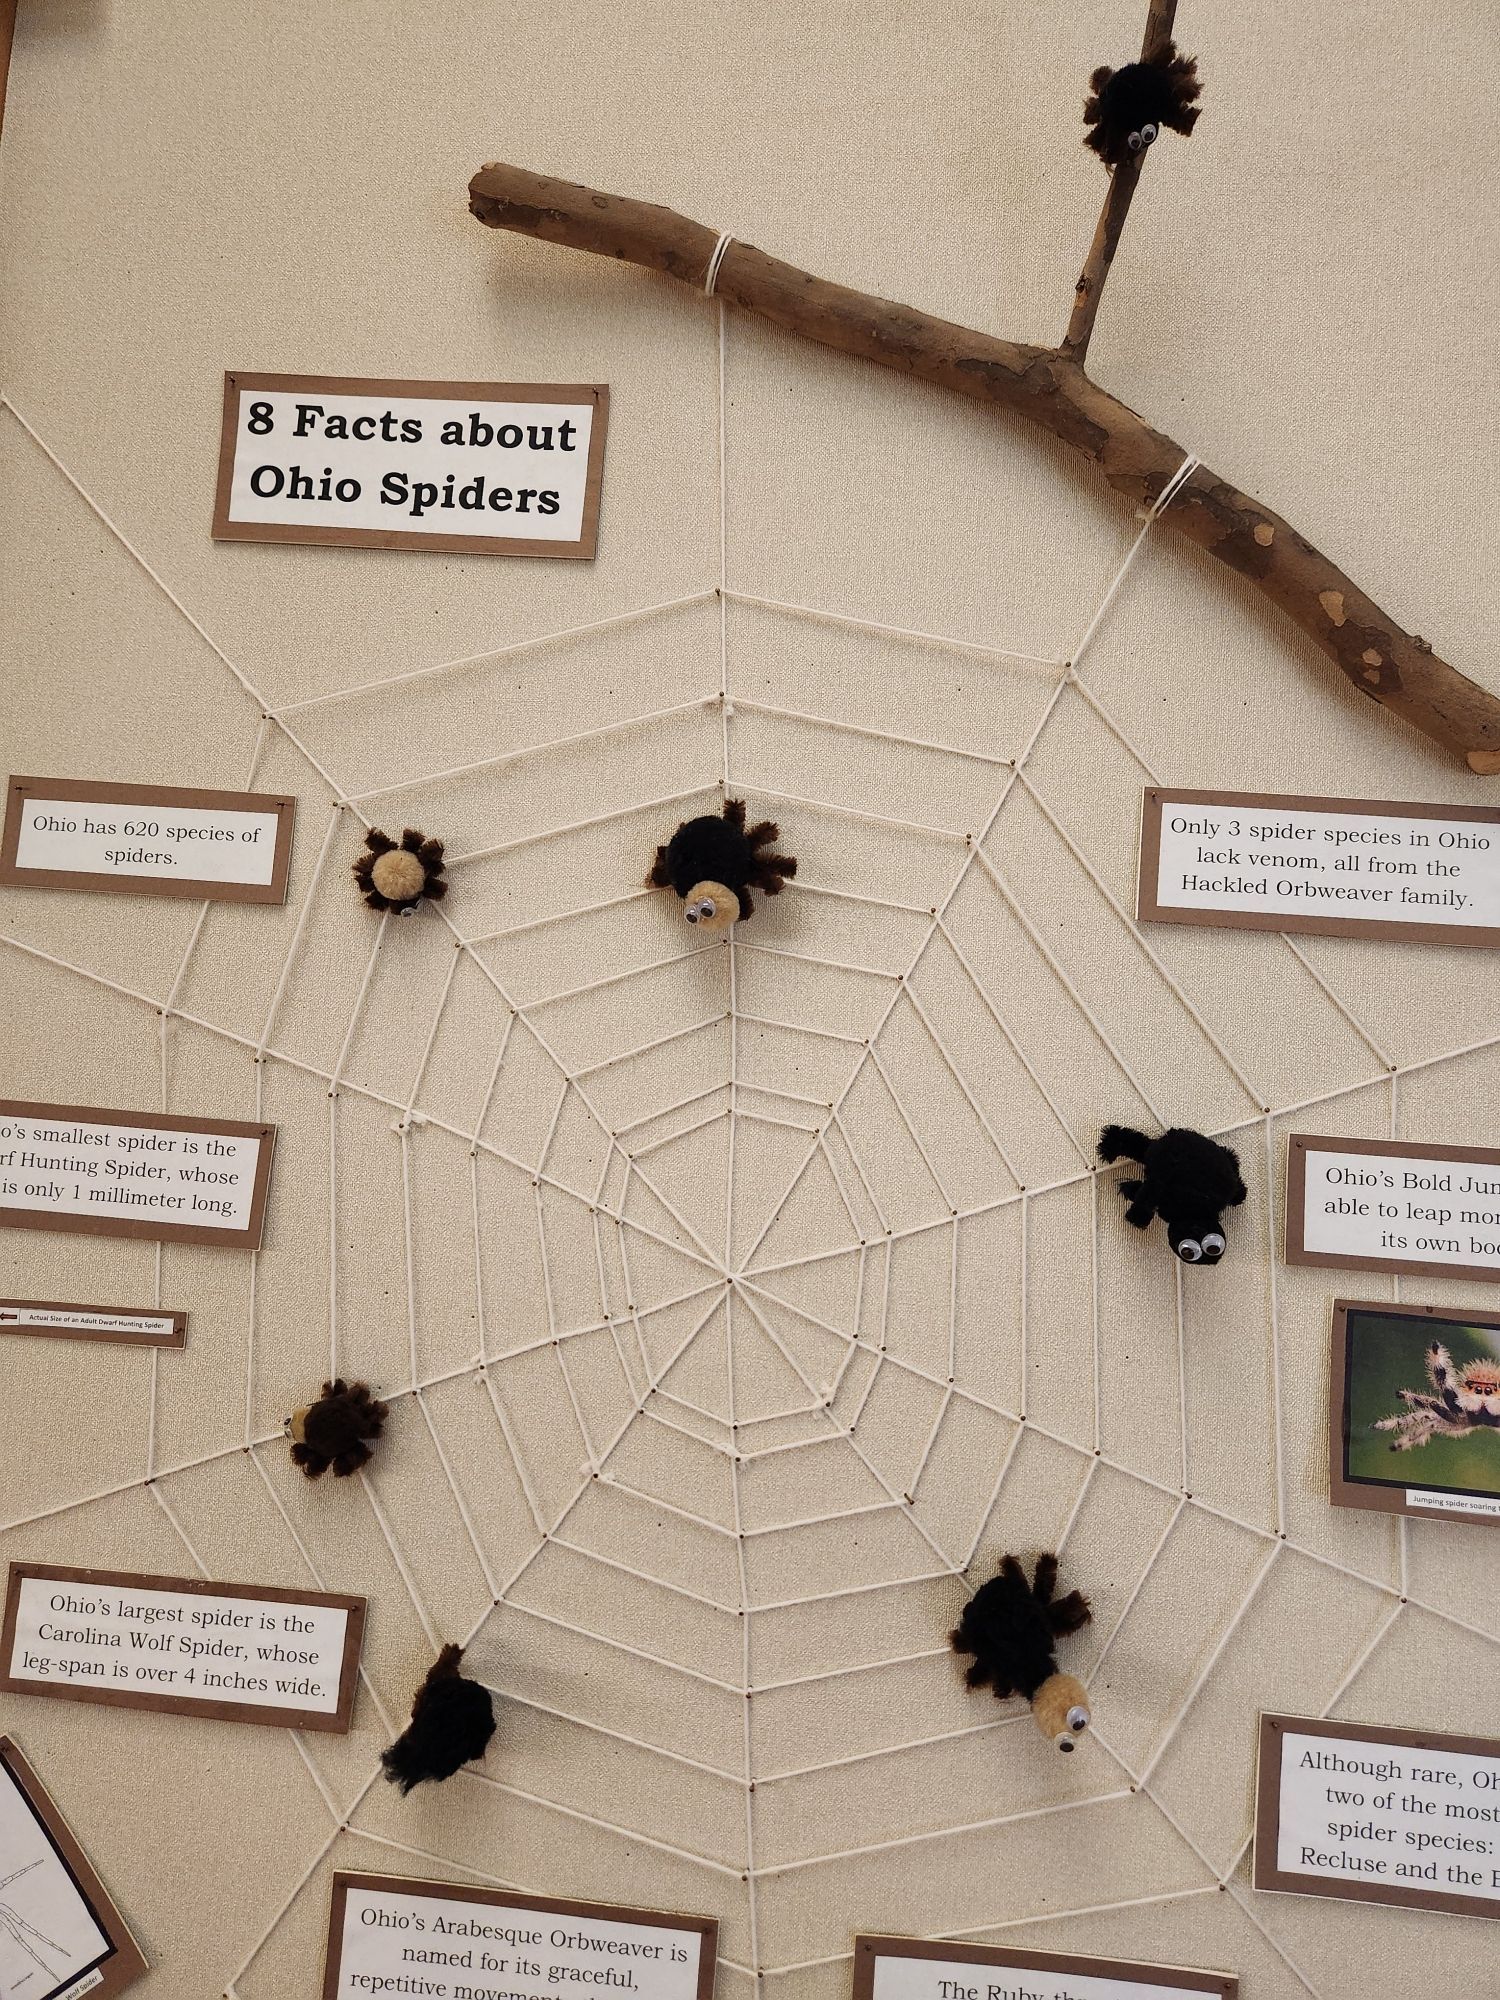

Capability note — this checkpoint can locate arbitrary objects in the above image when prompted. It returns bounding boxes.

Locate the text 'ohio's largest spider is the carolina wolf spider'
[1373,1343,1500,1451]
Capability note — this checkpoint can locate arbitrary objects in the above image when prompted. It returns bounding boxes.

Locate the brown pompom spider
[354,827,447,915]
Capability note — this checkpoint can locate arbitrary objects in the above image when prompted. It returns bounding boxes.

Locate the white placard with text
[1287,1135,1500,1283]
[0,1102,275,1250]
[1138,788,1500,947]
[1,1565,364,1732]
[1256,1714,1500,1918]
[855,1934,1233,2000]
[0,777,295,905]
[323,1875,717,2000]
[214,373,608,559]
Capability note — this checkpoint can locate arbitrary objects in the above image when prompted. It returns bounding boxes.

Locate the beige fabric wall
[2,4,1498,1997]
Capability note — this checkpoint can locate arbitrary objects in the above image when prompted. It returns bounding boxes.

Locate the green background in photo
[1346,1312,1500,1497]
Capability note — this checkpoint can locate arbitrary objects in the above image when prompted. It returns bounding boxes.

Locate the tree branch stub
[1062,0,1178,364]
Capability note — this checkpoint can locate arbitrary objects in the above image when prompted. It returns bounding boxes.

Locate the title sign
[321,1874,718,2000]
[852,1932,1235,2000]
[1138,787,1500,947]
[0,1735,148,1998]
[1255,1713,1500,1920]
[213,372,609,558]
[1,1563,365,1732]
[0,1101,276,1250]
[0,775,296,904]
[1286,1134,1500,1283]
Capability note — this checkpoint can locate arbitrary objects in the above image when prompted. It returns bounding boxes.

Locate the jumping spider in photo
[1373,1342,1500,1450]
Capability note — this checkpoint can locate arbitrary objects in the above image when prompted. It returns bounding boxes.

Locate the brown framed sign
[0,775,296,904]
[0,1300,187,1348]
[0,1735,148,1999]
[1329,1299,1500,1527]
[1254,1713,1500,1919]
[1,1563,365,1734]
[321,1872,719,2000]
[213,372,609,559]
[1285,1134,1500,1285]
[0,1101,276,1250]
[1137,787,1500,947]
[852,1932,1236,2000]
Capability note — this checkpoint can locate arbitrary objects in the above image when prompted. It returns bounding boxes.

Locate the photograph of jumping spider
[1331,1300,1500,1525]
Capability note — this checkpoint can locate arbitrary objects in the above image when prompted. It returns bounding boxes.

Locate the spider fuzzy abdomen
[1083,43,1202,167]
[371,848,426,904]
[662,815,753,900]
[1092,64,1183,140]
[1148,1128,1242,1200]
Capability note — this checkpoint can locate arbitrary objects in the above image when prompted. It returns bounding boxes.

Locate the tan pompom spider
[1373,1341,1500,1451]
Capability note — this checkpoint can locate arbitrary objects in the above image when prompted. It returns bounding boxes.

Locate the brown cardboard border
[0,1735,149,1998]
[0,774,297,904]
[1253,1712,1500,1920]
[1328,1297,1500,1529]
[0,0,16,144]
[851,1932,1236,1998]
[212,371,609,560]
[0,1099,277,1250]
[1285,1133,1500,1285]
[1137,787,1500,948]
[322,1872,720,2000]
[0,1562,365,1734]
[0,1299,187,1348]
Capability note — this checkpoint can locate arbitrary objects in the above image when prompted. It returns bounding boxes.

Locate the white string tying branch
[0,324,1477,2000]
[704,230,735,296]
[1147,451,1203,521]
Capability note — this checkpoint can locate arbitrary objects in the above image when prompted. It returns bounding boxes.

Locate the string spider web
[2,292,1498,2000]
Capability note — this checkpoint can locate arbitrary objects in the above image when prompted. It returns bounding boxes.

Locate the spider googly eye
[1066,1705,1089,1732]
[1127,130,1144,152]
[1054,1733,1077,1753]
[1201,1232,1226,1260]
[1177,1238,1203,1264]
[1140,122,1158,145]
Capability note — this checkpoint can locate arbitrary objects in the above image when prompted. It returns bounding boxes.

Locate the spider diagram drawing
[0,1862,66,1985]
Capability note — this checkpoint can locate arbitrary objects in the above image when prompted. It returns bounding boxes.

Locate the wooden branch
[469,161,1500,773]
[1061,0,1177,363]
[1060,157,1143,367]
